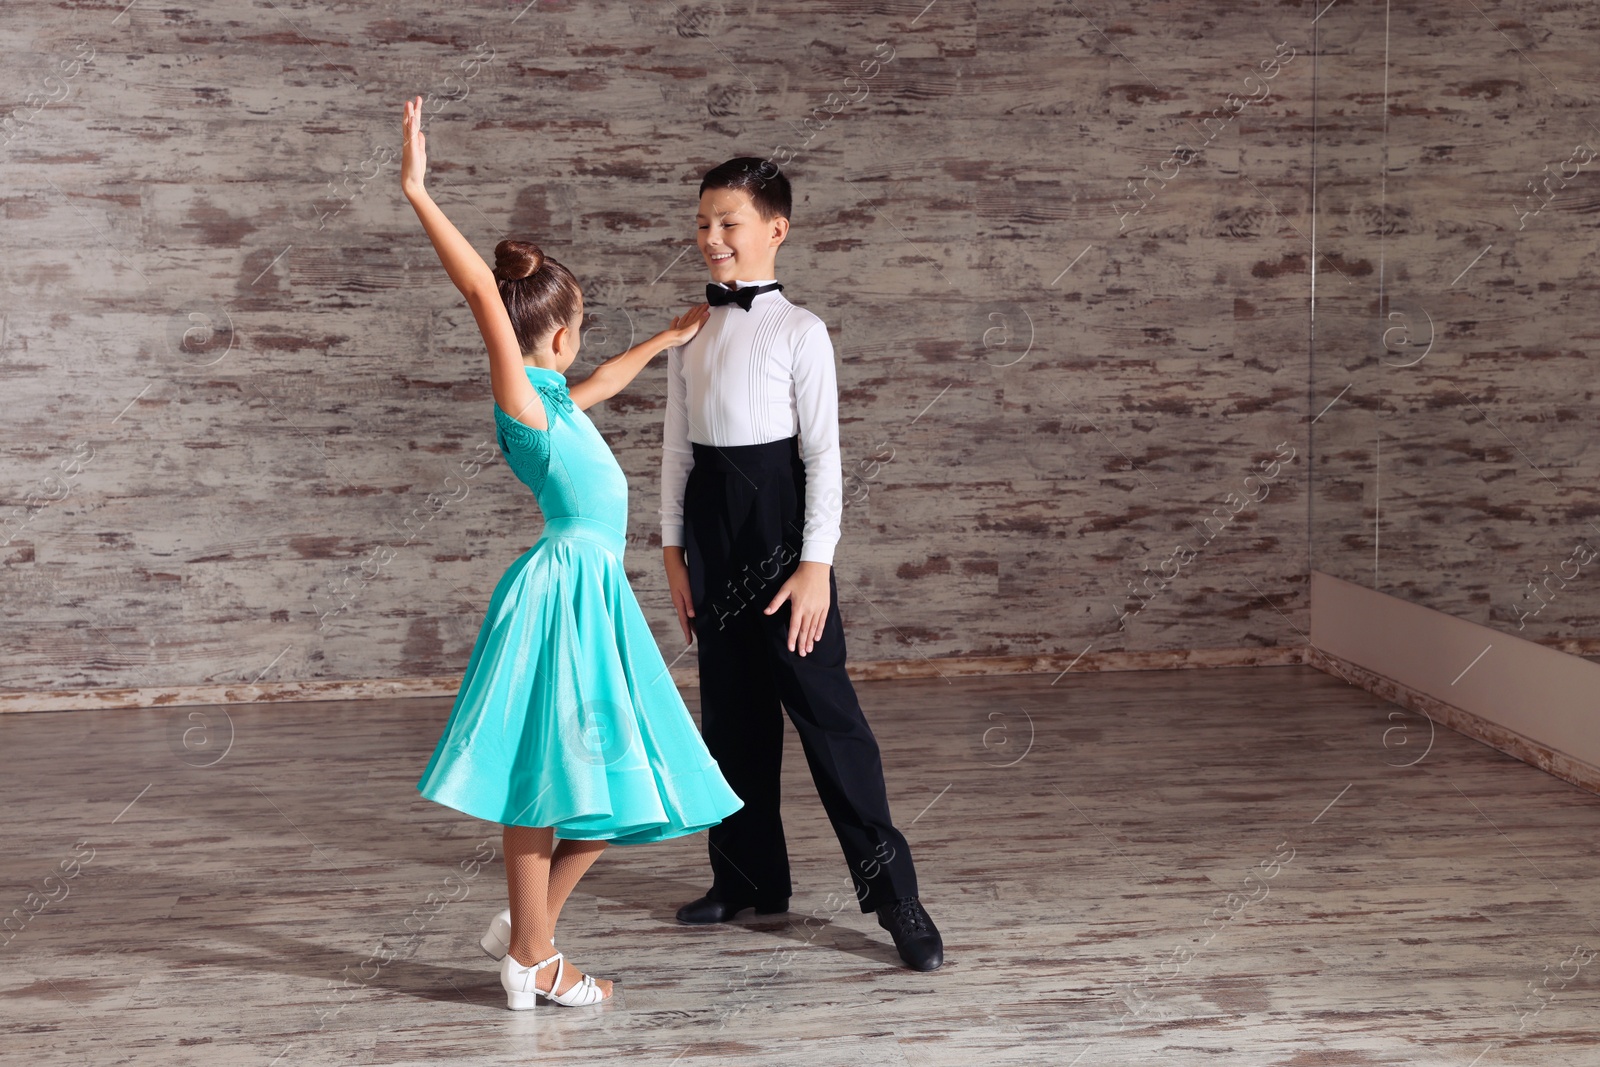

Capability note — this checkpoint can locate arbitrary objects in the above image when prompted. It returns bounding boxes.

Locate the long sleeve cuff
[800,539,836,566]
[662,523,685,549]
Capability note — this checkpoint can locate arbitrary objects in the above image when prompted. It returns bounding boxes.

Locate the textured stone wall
[1310,2,1600,655]
[1,1,1319,693]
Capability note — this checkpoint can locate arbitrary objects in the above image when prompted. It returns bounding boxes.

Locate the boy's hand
[663,546,696,644]
[659,303,711,349]
[765,561,831,657]
[400,95,427,194]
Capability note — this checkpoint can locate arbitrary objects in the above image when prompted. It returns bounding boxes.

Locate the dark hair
[491,240,583,356]
[698,156,792,221]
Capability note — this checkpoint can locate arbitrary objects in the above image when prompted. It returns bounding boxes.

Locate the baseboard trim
[1304,643,1600,796]
[1308,570,1600,796]
[0,645,1307,714]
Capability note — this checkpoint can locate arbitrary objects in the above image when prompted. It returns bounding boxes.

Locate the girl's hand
[570,303,709,410]
[401,95,427,194]
[660,303,710,348]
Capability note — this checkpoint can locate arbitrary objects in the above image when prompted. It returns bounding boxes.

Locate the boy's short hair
[698,156,792,222]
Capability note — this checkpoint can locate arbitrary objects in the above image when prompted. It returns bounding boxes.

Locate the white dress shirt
[660,278,842,566]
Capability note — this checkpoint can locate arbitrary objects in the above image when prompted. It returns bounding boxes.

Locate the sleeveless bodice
[492,365,629,557]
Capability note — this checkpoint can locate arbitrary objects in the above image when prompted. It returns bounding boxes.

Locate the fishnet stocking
[502,825,609,997]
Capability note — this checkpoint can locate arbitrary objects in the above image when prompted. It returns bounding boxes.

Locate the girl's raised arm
[399,96,543,429]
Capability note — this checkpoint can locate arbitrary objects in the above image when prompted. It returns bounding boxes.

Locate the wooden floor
[3,665,1597,1065]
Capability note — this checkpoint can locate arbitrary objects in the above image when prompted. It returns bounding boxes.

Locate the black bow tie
[706,281,783,311]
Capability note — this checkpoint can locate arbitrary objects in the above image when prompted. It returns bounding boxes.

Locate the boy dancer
[659,157,942,971]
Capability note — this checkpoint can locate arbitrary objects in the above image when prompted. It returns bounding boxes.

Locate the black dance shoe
[675,893,790,925]
[875,896,943,971]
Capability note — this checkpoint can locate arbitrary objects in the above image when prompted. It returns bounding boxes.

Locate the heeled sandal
[482,908,553,961]
[481,909,513,960]
[500,949,609,1008]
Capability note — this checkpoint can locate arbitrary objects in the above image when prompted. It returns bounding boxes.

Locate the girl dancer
[400,97,741,1008]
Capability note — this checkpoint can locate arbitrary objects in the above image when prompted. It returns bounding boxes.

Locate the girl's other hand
[401,95,427,195]
[661,303,711,348]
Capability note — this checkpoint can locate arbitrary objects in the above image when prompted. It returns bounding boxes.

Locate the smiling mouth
[709,252,733,262]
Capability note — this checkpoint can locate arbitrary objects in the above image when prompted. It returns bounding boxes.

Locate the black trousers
[683,436,917,913]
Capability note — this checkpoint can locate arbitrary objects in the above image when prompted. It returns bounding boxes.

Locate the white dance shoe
[480,908,555,960]
[500,949,609,1008]
[480,908,513,960]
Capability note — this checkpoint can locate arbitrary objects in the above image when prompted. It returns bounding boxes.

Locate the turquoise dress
[417,365,743,843]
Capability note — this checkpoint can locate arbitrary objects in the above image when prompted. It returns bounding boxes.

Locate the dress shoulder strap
[493,404,552,493]
[493,403,548,449]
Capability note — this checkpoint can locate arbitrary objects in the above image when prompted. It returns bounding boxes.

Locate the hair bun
[494,239,544,282]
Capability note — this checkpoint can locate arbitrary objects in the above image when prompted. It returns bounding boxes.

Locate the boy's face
[696,187,787,284]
